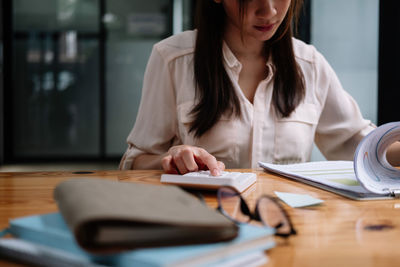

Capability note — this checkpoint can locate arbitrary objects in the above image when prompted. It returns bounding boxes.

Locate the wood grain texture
[1,168,400,267]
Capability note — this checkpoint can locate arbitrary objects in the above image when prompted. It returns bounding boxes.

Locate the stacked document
[4,212,274,267]
[1,179,276,266]
[260,122,400,200]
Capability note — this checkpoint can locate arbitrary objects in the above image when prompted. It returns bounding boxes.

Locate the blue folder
[6,212,275,267]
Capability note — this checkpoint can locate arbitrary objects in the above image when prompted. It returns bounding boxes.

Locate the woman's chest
[175,99,321,167]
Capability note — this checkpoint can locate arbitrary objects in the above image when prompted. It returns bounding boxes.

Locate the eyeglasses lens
[218,187,250,223]
[257,197,292,235]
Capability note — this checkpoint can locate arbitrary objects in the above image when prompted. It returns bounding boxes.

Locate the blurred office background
[0,0,398,170]
[1,0,194,170]
[310,0,378,161]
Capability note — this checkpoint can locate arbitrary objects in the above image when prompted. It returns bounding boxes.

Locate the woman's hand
[161,145,225,176]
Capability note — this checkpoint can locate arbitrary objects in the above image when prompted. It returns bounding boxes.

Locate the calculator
[160,170,257,192]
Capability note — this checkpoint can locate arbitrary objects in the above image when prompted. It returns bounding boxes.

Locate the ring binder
[389,189,400,197]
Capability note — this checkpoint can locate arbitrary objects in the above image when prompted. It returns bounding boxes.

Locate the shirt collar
[222,41,241,69]
[222,41,274,70]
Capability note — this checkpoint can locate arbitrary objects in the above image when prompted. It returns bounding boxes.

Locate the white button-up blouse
[120,30,374,170]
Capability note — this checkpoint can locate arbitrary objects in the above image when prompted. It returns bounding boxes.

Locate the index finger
[194,149,221,176]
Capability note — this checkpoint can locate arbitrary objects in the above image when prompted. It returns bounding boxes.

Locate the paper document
[259,161,377,200]
[354,121,400,195]
[259,122,400,200]
[263,161,367,193]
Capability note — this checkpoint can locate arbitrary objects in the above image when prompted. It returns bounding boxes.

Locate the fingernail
[212,169,220,176]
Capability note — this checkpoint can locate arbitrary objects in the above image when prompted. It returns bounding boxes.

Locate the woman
[120,0,394,175]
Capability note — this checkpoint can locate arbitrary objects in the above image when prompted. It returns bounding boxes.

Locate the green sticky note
[274,191,324,208]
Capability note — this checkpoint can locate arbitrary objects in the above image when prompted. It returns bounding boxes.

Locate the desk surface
[0,169,399,267]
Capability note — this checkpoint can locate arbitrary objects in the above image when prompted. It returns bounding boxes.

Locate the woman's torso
[155,30,326,168]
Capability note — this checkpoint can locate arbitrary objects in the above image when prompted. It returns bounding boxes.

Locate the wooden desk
[1,169,399,267]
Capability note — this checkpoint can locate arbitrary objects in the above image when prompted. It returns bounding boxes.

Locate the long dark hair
[191,0,305,138]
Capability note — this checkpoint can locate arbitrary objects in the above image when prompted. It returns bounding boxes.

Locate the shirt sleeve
[119,45,179,170]
[314,51,375,160]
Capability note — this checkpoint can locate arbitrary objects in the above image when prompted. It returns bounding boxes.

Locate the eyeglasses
[217,187,297,237]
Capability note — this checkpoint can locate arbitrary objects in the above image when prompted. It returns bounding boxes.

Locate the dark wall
[0,0,3,165]
[296,0,311,44]
[378,1,400,124]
